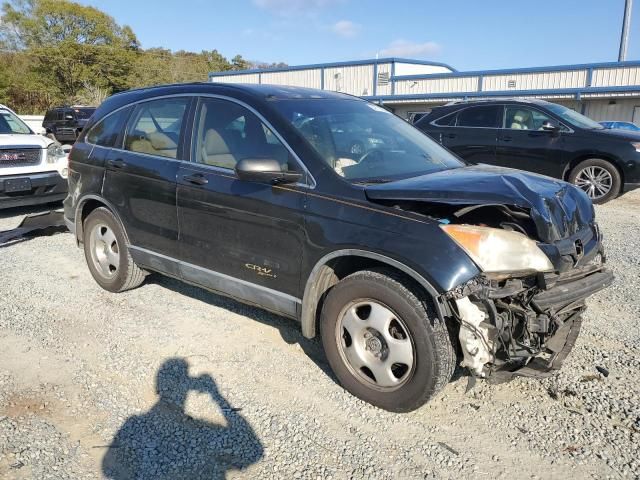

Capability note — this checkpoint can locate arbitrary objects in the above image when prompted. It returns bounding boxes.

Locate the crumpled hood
[364,164,595,243]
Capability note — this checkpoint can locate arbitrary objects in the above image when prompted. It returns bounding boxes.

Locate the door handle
[501,136,513,142]
[182,173,208,186]
[107,159,126,169]
[445,133,457,139]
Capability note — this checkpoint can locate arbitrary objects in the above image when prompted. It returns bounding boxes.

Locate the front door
[102,96,191,262]
[177,97,307,317]
[495,105,566,177]
[443,104,501,165]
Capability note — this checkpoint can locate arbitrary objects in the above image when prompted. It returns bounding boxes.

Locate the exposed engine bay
[438,203,612,382]
[372,198,612,382]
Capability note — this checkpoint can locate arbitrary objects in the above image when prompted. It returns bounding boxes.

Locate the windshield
[546,103,603,130]
[271,99,464,183]
[0,109,33,134]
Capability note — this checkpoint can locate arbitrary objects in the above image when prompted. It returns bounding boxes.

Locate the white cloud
[378,39,442,58]
[331,19,360,38]
[253,0,339,15]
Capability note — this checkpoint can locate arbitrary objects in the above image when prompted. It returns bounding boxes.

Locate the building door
[633,106,640,124]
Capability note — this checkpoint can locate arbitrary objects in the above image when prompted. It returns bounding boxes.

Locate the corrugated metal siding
[394,76,479,95]
[583,98,640,122]
[323,64,374,96]
[375,63,392,96]
[260,69,321,88]
[482,71,587,91]
[592,67,640,87]
[210,73,261,84]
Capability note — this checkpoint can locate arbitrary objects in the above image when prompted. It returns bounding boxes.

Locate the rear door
[102,96,192,260]
[442,105,501,165]
[495,105,566,177]
[176,96,307,317]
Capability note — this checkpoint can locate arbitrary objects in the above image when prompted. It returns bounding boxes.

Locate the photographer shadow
[102,358,263,480]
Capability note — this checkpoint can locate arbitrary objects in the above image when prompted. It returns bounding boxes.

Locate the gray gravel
[0,191,639,479]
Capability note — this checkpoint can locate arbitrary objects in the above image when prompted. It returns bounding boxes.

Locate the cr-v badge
[245,263,276,278]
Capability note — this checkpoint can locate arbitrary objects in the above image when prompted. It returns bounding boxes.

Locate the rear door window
[124,98,189,159]
[457,105,502,128]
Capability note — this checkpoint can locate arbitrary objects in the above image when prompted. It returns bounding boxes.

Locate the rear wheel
[320,269,455,412]
[569,159,621,204]
[83,207,145,292]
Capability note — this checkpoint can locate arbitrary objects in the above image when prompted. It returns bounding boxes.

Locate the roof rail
[444,97,539,106]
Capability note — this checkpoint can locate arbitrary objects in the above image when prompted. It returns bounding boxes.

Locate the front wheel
[569,159,621,204]
[320,269,455,412]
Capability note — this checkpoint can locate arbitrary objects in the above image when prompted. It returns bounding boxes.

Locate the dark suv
[415,99,640,204]
[64,84,612,412]
[43,106,96,143]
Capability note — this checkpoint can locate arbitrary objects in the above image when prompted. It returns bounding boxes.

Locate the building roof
[209,57,457,78]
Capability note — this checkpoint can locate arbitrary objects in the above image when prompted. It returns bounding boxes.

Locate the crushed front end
[364,165,615,382]
[438,199,614,382]
[445,260,613,382]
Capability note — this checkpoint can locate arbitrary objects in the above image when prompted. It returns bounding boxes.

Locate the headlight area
[440,224,614,383]
[46,143,69,179]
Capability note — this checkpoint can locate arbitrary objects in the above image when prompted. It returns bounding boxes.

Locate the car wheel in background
[83,207,146,293]
[569,158,621,204]
[320,269,456,412]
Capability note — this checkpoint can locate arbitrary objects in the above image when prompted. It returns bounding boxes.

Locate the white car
[0,104,68,209]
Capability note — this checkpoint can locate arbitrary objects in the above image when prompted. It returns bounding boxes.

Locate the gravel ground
[0,191,638,480]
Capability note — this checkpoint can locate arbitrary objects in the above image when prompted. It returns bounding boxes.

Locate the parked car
[0,104,69,209]
[65,84,612,412]
[599,120,640,132]
[43,105,96,144]
[328,117,397,157]
[415,99,640,204]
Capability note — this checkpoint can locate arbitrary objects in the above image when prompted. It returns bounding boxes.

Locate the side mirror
[235,158,302,184]
[541,120,560,132]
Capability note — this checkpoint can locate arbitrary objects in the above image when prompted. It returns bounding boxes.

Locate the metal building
[209,58,640,124]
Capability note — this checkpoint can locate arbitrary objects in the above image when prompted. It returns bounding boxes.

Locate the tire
[320,269,456,412]
[83,207,145,293]
[568,158,621,204]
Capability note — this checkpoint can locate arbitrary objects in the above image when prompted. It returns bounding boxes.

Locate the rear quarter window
[86,108,131,148]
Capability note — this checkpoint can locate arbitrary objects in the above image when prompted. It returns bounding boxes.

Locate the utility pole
[619,0,633,61]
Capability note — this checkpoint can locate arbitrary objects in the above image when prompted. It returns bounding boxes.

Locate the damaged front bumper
[444,261,614,383]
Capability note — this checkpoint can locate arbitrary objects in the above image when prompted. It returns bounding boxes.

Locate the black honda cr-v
[415,99,640,204]
[64,83,612,412]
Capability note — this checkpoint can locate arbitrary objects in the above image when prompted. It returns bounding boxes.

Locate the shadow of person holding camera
[102,358,263,479]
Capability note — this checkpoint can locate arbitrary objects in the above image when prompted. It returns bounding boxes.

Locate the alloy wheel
[335,299,415,391]
[574,166,613,200]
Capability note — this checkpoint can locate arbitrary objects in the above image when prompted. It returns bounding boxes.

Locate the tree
[0,0,266,113]
[231,54,251,70]
[0,0,138,49]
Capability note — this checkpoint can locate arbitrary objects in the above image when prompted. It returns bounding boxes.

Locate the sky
[81,0,640,72]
